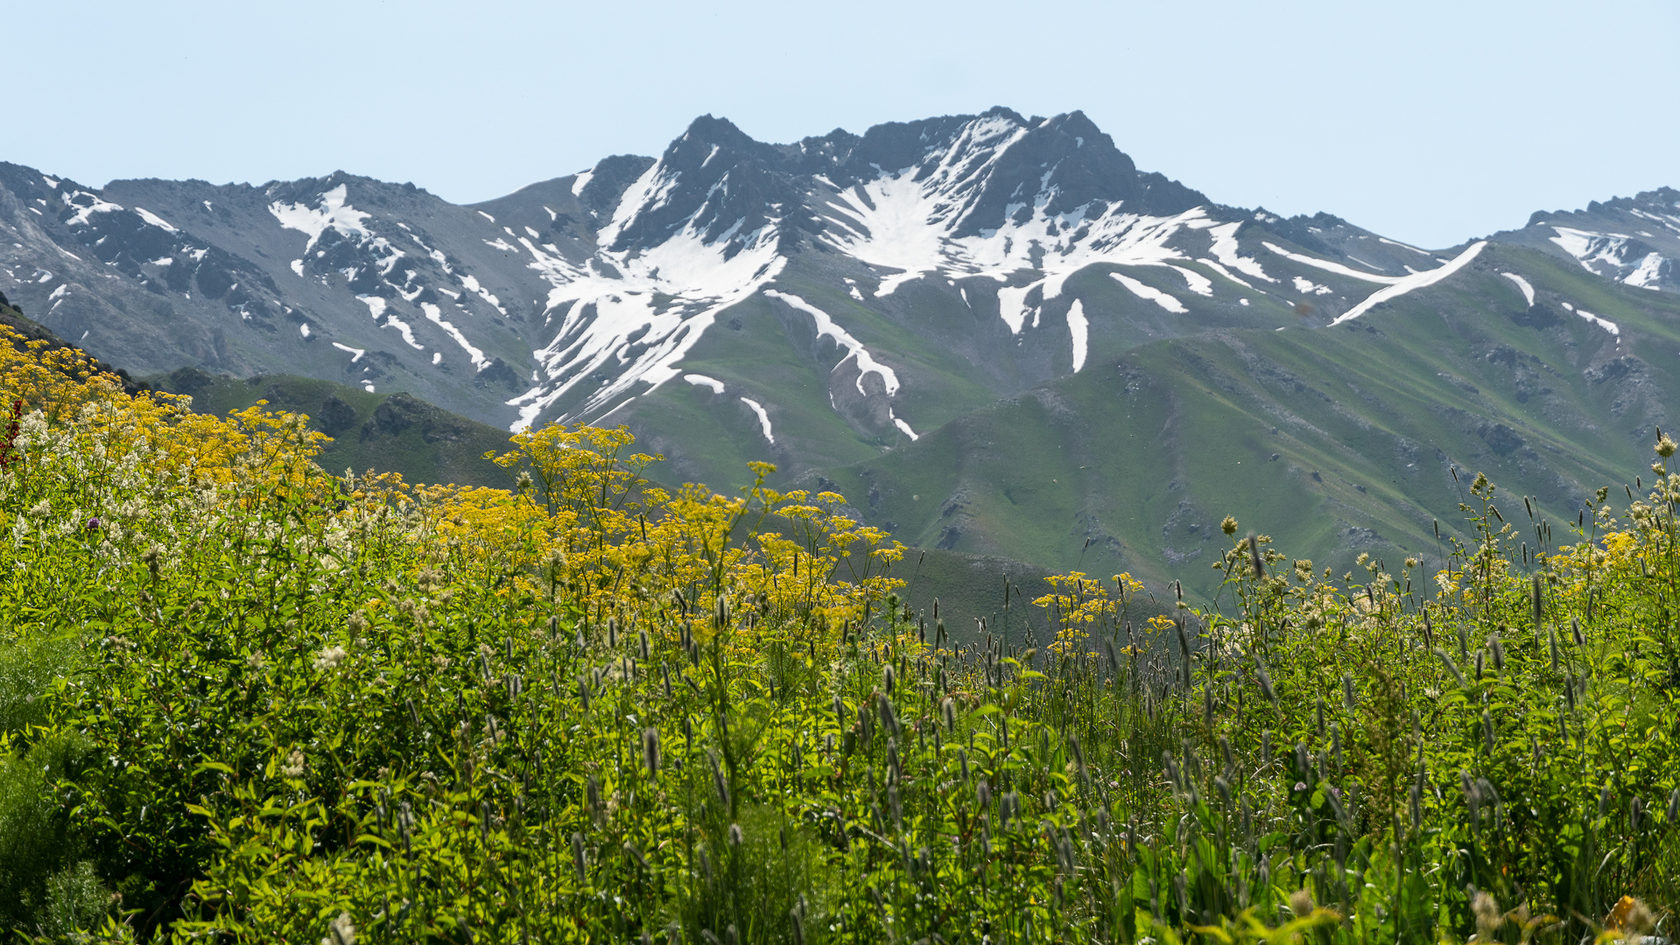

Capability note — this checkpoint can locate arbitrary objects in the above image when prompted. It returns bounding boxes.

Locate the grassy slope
[149,369,514,488]
[825,244,1680,598]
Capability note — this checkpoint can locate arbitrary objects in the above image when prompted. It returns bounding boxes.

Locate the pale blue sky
[12,1,1677,247]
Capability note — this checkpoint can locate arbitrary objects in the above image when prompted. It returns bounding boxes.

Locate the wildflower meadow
[0,323,1675,942]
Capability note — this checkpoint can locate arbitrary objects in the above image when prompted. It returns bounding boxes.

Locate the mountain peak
[979,104,1030,125]
[679,114,759,152]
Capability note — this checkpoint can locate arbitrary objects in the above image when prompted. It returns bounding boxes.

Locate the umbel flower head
[1656,431,1677,459]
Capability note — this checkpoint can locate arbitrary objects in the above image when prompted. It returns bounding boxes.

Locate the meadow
[0,322,1675,943]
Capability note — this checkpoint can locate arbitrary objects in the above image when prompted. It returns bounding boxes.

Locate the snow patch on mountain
[359,295,425,351]
[739,397,774,444]
[764,289,900,396]
[1110,271,1187,313]
[1560,300,1620,337]
[1550,226,1617,268]
[1546,226,1668,290]
[1207,223,1274,284]
[331,341,366,363]
[816,114,1200,332]
[822,173,948,297]
[63,190,124,227]
[683,373,725,394]
[420,302,489,370]
[457,273,506,315]
[1264,241,1400,285]
[596,159,689,249]
[890,408,918,440]
[1330,242,1487,326]
[509,193,786,430]
[1066,298,1089,373]
[269,184,371,252]
[996,284,1038,335]
[1168,266,1214,296]
[133,207,177,233]
[1625,252,1665,289]
[1500,272,1535,307]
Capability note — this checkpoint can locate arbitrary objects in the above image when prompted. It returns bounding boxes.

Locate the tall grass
[0,322,1675,942]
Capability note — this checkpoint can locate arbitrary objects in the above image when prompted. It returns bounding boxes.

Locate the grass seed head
[1256,659,1277,705]
[710,752,730,809]
[642,727,661,776]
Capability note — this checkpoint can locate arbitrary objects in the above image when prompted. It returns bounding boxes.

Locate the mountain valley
[4,107,1677,597]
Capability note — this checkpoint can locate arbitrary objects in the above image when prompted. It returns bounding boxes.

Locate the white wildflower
[313,645,348,671]
[323,910,356,945]
[280,749,306,779]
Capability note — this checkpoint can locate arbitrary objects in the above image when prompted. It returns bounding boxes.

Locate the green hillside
[825,244,1680,597]
[150,368,513,488]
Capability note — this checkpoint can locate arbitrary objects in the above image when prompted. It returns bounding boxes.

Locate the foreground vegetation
[0,323,1676,943]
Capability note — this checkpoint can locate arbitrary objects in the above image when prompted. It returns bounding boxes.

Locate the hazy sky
[12,1,1676,248]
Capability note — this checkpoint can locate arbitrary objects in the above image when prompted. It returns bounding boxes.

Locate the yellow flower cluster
[0,322,905,660]
[1033,571,1145,657]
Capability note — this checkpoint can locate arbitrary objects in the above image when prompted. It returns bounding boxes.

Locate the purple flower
[85,517,101,530]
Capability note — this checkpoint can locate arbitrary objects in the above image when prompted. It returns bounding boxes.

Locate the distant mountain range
[4,107,1677,594]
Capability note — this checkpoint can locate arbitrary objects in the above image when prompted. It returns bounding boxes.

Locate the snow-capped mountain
[1491,188,1680,293]
[4,108,1678,590]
